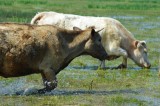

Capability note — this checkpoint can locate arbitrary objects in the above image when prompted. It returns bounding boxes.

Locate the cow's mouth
[136,62,151,69]
[143,63,151,69]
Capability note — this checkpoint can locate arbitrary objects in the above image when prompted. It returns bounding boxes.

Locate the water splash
[0,78,41,95]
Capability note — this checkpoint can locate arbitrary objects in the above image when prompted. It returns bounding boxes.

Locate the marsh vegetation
[0,0,160,105]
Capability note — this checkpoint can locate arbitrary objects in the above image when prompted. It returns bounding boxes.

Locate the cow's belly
[0,55,41,78]
[102,44,121,60]
[106,55,120,60]
[0,64,40,78]
[103,48,121,60]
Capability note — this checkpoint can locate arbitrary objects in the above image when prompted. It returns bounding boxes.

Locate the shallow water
[133,95,160,106]
[139,22,160,30]
[111,16,144,20]
[151,48,160,53]
[131,21,160,31]
[0,78,41,95]
[44,89,140,96]
[0,66,158,95]
[0,78,26,95]
[67,65,158,71]
[0,88,140,96]
[146,38,160,42]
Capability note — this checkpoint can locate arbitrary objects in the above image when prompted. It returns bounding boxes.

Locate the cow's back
[34,12,111,30]
[32,12,134,54]
[37,12,66,28]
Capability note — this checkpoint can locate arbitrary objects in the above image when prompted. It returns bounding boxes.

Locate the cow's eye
[98,38,101,42]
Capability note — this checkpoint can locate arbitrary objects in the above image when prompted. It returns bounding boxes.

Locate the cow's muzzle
[144,63,151,69]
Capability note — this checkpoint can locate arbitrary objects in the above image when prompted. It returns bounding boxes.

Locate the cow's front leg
[116,57,127,69]
[109,47,128,69]
[39,69,57,93]
[115,48,128,69]
[43,69,58,91]
[41,72,47,86]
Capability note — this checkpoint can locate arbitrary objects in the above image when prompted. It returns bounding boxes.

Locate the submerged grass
[0,0,160,105]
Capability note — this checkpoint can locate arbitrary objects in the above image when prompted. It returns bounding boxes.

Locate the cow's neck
[57,30,90,73]
[120,29,136,57]
[116,22,136,55]
[65,30,90,59]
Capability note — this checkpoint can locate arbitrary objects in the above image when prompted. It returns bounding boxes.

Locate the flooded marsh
[0,0,160,105]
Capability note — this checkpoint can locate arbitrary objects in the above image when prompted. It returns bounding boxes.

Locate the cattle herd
[0,11,151,93]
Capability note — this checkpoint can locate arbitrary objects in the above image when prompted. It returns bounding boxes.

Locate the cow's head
[131,40,151,68]
[73,27,108,60]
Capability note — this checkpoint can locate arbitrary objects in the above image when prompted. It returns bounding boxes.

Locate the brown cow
[0,23,108,93]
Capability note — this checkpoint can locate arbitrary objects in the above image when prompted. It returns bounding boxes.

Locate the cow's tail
[30,12,45,24]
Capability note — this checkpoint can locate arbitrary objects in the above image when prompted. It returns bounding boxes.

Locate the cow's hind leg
[38,69,57,93]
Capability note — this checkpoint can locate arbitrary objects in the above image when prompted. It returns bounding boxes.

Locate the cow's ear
[73,27,82,31]
[134,40,139,48]
[91,28,96,37]
[88,26,95,29]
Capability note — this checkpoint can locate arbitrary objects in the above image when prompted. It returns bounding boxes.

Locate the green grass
[0,0,160,105]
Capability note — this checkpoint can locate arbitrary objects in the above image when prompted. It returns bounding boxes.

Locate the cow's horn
[97,28,104,32]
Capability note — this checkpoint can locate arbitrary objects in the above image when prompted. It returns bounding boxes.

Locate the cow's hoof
[116,64,127,69]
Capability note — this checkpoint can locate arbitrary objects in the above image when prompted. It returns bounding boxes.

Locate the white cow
[31,11,151,69]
